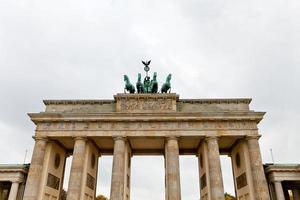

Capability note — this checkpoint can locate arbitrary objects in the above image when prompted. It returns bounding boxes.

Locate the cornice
[43,97,251,105]
[0,167,29,173]
[265,164,300,173]
[28,111,265,123]
[179,98,252,104]
[43,100,115,105]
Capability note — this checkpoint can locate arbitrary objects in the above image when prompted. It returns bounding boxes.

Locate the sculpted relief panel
[37,121,257,131]
[114,93,178,112]
[120,99,173,112]
[118,98,174,112]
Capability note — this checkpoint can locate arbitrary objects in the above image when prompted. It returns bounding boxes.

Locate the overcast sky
[0,0,299,199]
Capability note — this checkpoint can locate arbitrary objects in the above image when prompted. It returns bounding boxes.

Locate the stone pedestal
[110,137,131,200]
[246,136,270,200]
[165,137,181,200]
[206,137,224,200]
[23,137,48,200]
[8,182,19,200]
[273,181,284,200]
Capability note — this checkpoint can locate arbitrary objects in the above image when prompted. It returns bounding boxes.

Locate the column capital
[73,136,88,141]
[32,136,48,142]
[113,136,126,141]
[165,136,179,141]
[204,136,219,142]
[245,135,261,140]
[11,180,22,184]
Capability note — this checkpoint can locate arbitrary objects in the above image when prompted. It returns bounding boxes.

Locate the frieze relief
[37,121,257,131]
[118,99,174,112]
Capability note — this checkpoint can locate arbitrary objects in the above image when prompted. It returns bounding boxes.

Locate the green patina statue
[150,72,158,93]
[136,73,144,93]
[141,72,158,93]
[143,74,152,93]
[124,75,135,93]
[161,74,172,93]
[123,60,172,94]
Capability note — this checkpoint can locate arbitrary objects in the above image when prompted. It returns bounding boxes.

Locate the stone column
[67,137,87,200]
[273,181,284,200]
[8,182,20,200]
[206,136,225,200]
[165,136,181,200]
[110,136,126,200]
[293,189,300,200]
[197,140,211,200]
[23,137,48,200]
[246,136,270,200]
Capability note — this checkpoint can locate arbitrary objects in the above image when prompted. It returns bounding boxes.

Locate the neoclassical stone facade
[22,93,271,200]
[265,164,300,200]
[0,164,28,200]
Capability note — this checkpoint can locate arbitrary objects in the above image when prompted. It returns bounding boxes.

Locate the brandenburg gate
[22,62,271,200]
[22,93,270,200]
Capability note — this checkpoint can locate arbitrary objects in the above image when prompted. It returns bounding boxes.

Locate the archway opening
[62,156,72,193]
[0,181,11,200]
[180,155,200,200]
[96,155,113,198]
[220,155,235,197]
[130,156,165,200]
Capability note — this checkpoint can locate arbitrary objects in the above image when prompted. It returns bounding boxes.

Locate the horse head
[137,73,142,82]
[166,74,172,82]
[124,75,129,83]
[152,72,157,81]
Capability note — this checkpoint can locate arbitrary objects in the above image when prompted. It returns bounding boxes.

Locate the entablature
[35,120,259,132]
[29,111,265,123]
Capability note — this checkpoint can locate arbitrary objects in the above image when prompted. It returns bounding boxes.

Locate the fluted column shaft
[110,137,126,200]
[206,137,225,200]
[165,137,181,200]
[67,137,87,200]
[246,136,270,200]
[8,182,20,200]
[23,137,48,200]
[274,181,284,200]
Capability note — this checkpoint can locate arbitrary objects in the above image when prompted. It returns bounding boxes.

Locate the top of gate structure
[28,61,266,155]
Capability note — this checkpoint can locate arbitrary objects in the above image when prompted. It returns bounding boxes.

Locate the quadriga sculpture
[123,60,172,94]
